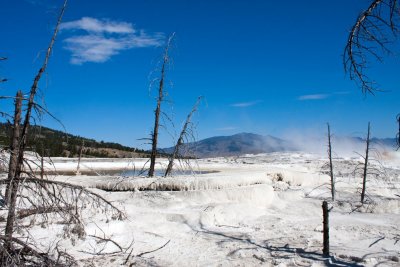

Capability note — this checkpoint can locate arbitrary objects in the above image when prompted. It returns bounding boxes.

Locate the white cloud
[60,17,134,34]
[60,17,164,64]
[298,94,329,101]
[230,100,262,108]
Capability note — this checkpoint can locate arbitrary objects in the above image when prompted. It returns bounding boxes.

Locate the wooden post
[322,201,329,256]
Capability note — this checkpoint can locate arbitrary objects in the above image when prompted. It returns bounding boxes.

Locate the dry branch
[344,0,399,94]
[0,178,125,219]
[136,240,170,257]
[0,235,61,266]
[164,96,202,177]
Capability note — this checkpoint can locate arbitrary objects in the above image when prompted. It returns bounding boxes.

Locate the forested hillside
[0,123,154,158]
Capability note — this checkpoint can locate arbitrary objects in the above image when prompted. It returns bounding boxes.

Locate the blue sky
[1,0,399,148]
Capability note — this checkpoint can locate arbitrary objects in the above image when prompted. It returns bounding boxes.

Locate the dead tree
[361,122,371,204]
[344,0,399,94]
[164,96,202,177]
[4,91,23,251]
[1,1,125,264]
[397,113,400,150]
[2,0,68,258]
[327,123,335,201]
[4,92,23,206]
[148,33,175,177]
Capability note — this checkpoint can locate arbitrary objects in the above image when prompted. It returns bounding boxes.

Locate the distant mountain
[162,132,398,158]
[0,123,154,158]
[162,132,297,158]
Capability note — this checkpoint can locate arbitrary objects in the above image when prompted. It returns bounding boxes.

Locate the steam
[281,129,395,159]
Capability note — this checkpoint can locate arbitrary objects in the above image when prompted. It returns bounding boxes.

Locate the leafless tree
[344,0,399,94]
[327,123,335,201]
[396,113,400,150]
[361,122,371,203]
[164,96,202,177]
[0,1,125,264]
[148,33,175,177]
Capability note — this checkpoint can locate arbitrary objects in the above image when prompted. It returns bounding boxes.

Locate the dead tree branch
[164,96,202,177]
[344,0,399,94]
[136,240,170,257]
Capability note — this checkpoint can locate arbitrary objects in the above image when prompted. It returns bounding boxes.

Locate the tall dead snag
[361,122,371,204]
[344,0,399,94]
[322,201,330,256]
[1,2,126,264]
[396,113,400,150]
[3,0,67,252]
[148,33,175,177]
[164,96,202,177]
[4,91,23,249]
[4,91,23,205]
[327,123,335,201]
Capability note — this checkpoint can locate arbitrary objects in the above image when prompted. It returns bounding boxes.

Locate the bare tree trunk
[164,96,202,177]
[148,33,174,177]
[4,92,23,247]
[327,123,335,201]
[361,122,371,204]
[4,0,67,250]
[396,113,400,150]
[4,91,23,206]
[322,201,329,256]
[76,140,84,175]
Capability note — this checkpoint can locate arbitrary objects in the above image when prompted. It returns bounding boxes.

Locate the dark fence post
[322,201,329,256]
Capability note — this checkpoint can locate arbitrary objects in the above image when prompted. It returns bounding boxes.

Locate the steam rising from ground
[282,130,396,159]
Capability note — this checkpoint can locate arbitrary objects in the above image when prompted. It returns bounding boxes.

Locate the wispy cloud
[230,100,262,108]
[61,17,134,34]
[298,91,352,101]
[216,126,237,131]
[298,94,329,101]
[60,17,164,64]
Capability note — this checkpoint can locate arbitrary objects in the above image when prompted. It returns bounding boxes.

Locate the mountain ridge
[162,132,297,158]
[162,132,397,158]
